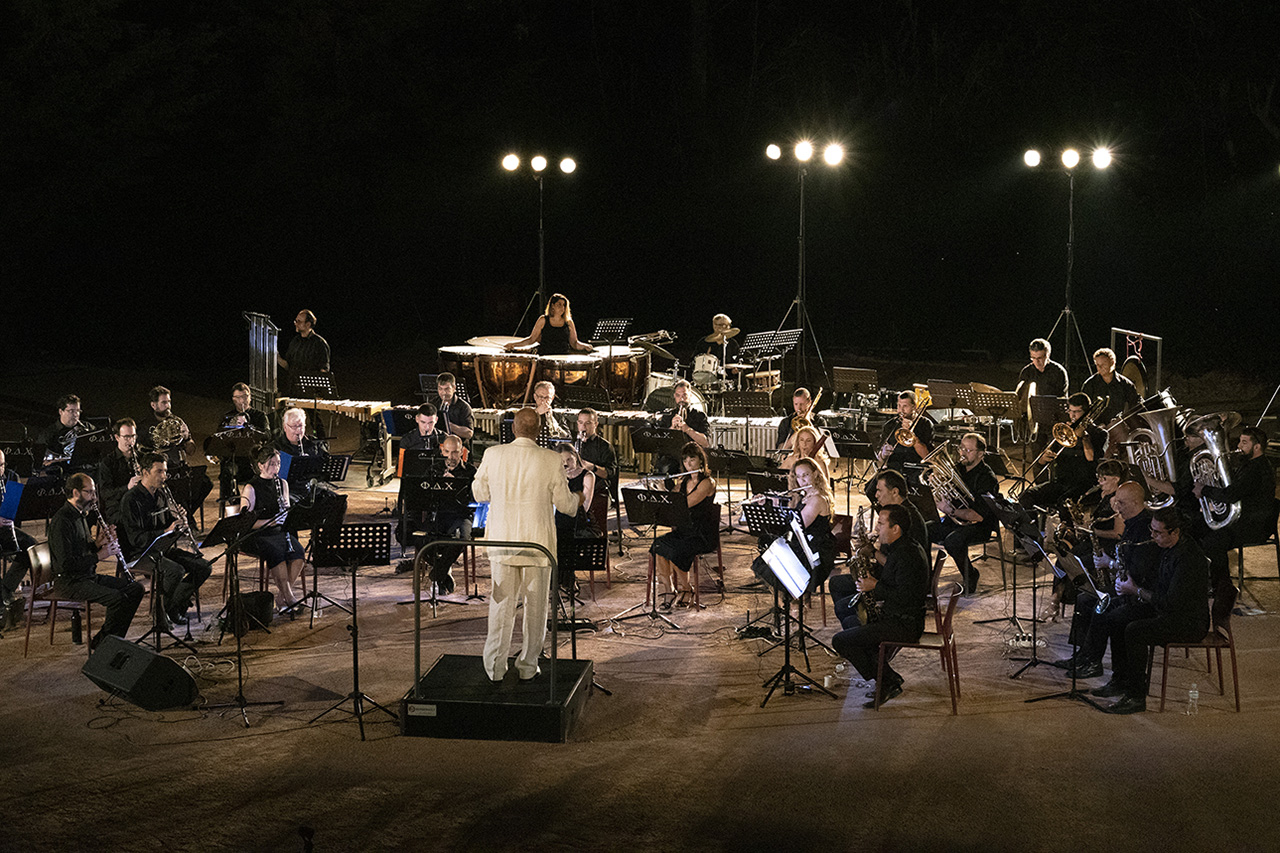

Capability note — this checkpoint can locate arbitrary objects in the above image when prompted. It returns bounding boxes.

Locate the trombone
[894,388,933,446]
[1027,397,1107,484]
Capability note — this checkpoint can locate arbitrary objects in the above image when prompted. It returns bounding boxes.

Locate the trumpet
[894,389,933,446]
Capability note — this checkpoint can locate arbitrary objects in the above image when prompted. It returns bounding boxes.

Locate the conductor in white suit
[472,407,579,681]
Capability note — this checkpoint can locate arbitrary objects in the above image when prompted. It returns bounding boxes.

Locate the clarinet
[89,501,132,580]
[160,482,203,557]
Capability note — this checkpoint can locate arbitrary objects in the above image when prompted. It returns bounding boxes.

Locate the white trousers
[482,561,551,680]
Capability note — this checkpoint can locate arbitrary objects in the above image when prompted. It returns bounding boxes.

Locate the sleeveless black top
[540,320,572,355]
[249,475,286,520]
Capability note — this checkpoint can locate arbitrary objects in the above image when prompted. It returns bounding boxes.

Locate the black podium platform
[399,654,593,743]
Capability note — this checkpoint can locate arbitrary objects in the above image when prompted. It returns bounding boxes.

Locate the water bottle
[71,609,83,644]
[1186,683,1199,716]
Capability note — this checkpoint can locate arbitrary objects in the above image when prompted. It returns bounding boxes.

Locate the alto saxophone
[847,507,881,624]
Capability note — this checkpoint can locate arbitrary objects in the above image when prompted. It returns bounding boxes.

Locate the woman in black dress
[649,442,718,609]
[503,293,594,355]
[555,445,599,591]
[791,458,836,594]
[241,446,306,610]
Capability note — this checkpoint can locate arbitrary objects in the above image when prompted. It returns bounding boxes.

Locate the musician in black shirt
[656,380,710,448]
[1018,338,1069,398]
[48,473,145,649]
[927,433,1001,594]
[1018,393,1107,511]
[215,383,271,500]
[397,436,475,594]
[97,418,143,524]
[831,469,929,623]
[1195,427,1277,590]
[576,408,617,501]
[531,382,571,440]
[1080,348,1139,426]
[400,404,444,455]
[831,505,930,708]
[119,454,212,627]
[278,309,331,393]
[221,383,271,433]
[433,373,474,444]
[36,394,87,462]
[871,390,937,521]
[776,387,825,449]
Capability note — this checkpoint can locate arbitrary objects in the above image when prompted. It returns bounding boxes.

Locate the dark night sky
[4,0,1279,389]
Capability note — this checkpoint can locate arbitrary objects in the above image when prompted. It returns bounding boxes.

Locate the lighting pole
[765,140,844,386]
[1023,146,1111,390]
[502,153,577,335]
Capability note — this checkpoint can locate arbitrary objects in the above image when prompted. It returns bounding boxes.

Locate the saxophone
[848,507,881,624]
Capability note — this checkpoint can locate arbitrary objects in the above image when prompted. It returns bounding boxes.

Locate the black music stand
[291,372,338,440]
[741,503,835,662]
[395,473,475,615]
[628,424,688,473]
[589,318,632,349]
[832,367,878,408]
[203,513,285,726]
[289,499,352,628]
[969,388,1019,453]
[320,454,351,484]
[973,495,1042,638]
[827,426,874,511]
[747,470,789,499]
[558,384,613,413]
[755,530,837,707]
[130,530,190,654]
[67,430,114,472]
[611,487,689,629]
[418,373,472,405]
[740,328,803,387]
[555,537,607,623]
[705,446,751,533]
[8,476,67,525]
[309,522,398,741]
[280,453,325,495]
[1025,548,1106,706]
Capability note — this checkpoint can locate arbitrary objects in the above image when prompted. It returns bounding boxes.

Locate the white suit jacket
[472,437,578,567]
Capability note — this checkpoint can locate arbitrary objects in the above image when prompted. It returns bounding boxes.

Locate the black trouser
[831,612,923,685]
[1,527,37,596]
[141,549,212,618]
[1110,612,1207,697]
[929,519,992,589]
[1080,599,1155,676]
[419,516,472,580]
[54,574,145,640]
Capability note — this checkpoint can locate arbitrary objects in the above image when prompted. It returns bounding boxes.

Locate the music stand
[628,424,688,472]
[972,495,1042,638]
[557,384,613,413]
[969,387,1019,452]
[589,318,632,348]
[67,430,114,472]
[756,532,837,707]
[555,537,608,624]
[1024,547,1106,709]
[289,498,352,628]
[291,372,338,440]
[704,446,751,533]
[309,522,398,740]
[747,471,789,499]
[279,453,324,495]
[611,487,689,629]
[396,473,474,615]
[832,367,878,402]
[129,530,190,654]
[827,426,874,510]
[418,373,472,405]
[8,477,67,525]
[320,454,351,484]
[202,512,285,726]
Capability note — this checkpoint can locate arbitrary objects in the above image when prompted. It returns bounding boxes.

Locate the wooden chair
[925,549,948,627]
[1234,497,1280,588]
[1149,583,1241,713]
[872,581,962,714]
[23,542,93,658]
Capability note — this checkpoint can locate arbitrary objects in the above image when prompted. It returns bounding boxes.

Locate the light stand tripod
[309,523,398,740]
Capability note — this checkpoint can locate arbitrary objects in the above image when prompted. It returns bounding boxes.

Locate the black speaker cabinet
[82,636,198,711]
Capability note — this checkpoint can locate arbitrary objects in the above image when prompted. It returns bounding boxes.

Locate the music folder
[0,481,21,521]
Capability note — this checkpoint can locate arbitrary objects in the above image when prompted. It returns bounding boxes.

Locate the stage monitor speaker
[81,636,198,711]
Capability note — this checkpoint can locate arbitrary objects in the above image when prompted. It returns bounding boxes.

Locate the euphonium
[1121,400,1183,509]
[894,389,932,446]
[921,441,974,510]
[1187,411,1243,531]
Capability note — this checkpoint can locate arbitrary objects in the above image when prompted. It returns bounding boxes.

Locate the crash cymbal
[704,327,741,343]
[635,340,677,361]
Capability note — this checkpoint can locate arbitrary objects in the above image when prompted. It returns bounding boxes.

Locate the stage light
[560,158,576,174]
[1062,149,1080,169]
[531,156,547,172]
[823,144,844,166]
[1024,149,1041,168]
[766,144,782,160]
[795,141,814,162]
[502,154,520,171]
[1092,147,1112,169]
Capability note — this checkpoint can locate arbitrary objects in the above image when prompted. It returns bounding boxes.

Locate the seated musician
[576,408,617,503]
[396,436,475,595]
[1018,392,1107,511]
[140,386,213,519]
[927,432,1001,595]
[48,473,145,650]
[871,390,936,520]
[649,443,718,610]
[776,387,825,450]
[401,403,445,455]
[216,383,270,502]
[1194,426,1276,590]
[830,504,930,708]
[1018,338,1069,399]
[781,425,831,481]
[0,450,38,612]
[119,453,213,629]
[275,407,328,457]
[433,372,474,444]
[556,445,600,593]
[703,313,740,361]
[656,379,710,448]
[530,381,571,439]
[503,292,593,355]
[277,309,331,393]
[239,447,306,611]
[1081,347,1139,427]
[1044,458,1127,616]
[1057,480,1159,671]
[36,394,89,464]
[97,418,143,525]
[1085,508,1210,715]
[789,458,836,593]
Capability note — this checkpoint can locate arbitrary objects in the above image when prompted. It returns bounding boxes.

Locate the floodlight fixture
[1024,149,1042,168]
[795,141,814,162]
[766,144,782,160]
[560,158,576,174]
[531,155,548,172]
[1062,149,1080,169]
[823,144,844,166]
[502,154,520,171]
[1091,147,1112,169]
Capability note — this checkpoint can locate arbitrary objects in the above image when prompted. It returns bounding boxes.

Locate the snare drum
[536,354,602,393]
[746,369,781,392]
[692,353,721,385]
[594,345,650,406]
[438,345,497,388]
[474,352,538,409]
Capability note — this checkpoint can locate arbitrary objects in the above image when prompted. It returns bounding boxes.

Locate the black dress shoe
[1103,695,1147,715]
[394,559,415,575]
[864,682,903,709]
[440,570,456,594]
[1069,660,1104,679]
[1091,680,1128,698]
[88,632,105,652]
[167,611,189,627]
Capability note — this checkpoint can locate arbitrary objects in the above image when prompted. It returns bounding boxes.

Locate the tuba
[1119,399,1183,509]
[1186,411,1243,531]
